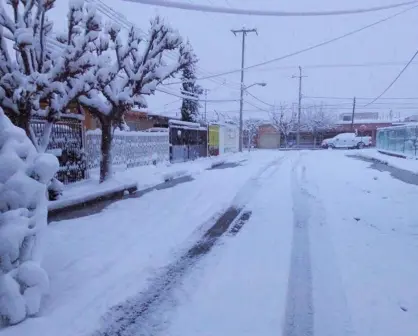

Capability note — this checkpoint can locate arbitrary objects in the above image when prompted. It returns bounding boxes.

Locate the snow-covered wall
[86,130,169,171]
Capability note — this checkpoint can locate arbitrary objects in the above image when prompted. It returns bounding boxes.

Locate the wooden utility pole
[292,66,307,147]
[351,97,356,131]
[231,27,257,152]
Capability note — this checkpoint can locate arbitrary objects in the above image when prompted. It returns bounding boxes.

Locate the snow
[86,129,168,137]
[1,150,282,336]
[138,150,418,336]
[355,148,418,174]
[2,149,418,335]
[0,110,59,326]
[164,156,294,336]
[49,152,244,211]
[169,119,201,128]
[303,150,418,335]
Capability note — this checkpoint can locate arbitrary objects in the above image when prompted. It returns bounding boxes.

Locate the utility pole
[292,66,307,148]
[231,27,257,152]
[351,97,356,131]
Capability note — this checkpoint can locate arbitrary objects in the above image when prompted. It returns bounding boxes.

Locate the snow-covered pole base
[0,109,59,325]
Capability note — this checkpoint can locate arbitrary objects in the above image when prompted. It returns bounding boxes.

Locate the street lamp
[238,82,267,152]
[244,82,267,90]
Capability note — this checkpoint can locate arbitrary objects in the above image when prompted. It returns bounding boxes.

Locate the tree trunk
[100,120,113,183]
[16,113,32,140]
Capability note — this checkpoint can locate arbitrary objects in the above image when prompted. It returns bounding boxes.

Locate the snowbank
[354,148,418,174]
[0,110,59,326]
[49,153,244,212]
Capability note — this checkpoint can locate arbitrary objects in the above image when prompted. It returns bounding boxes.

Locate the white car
[322,133,372,149]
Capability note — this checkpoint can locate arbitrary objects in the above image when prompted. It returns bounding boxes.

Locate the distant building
[339,112,379,122]
[404,115,418,122]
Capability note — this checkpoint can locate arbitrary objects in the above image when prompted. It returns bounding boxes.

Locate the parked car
[322,133,372,149]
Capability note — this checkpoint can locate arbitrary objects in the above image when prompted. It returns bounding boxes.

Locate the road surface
[4,150,418,336]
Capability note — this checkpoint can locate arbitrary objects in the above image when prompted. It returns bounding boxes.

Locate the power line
[244,100,271,113]
[123,0,418,17]
[305,95,418,100]
[365,48,418,106]
[245,91,275,107]
[236,61,418,72]
[156,87,239,102]
[89,0,241,90]
[165,4,418,84]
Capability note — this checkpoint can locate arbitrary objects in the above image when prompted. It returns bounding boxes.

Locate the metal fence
[170,145,207,163]
[377,125,418,156]
[86,130,169,171]
[31,116,86,184]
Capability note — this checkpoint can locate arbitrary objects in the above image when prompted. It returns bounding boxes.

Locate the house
[83,107,176,131]
[257,124,280,149]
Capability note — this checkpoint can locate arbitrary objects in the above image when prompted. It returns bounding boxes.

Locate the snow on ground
[162,153,296,336]
[5,149,418,336]
[304,150,418,336]
[156,150,418,336]
[1,150,281,336]
[354,148,418,174]
[48,152,243,211]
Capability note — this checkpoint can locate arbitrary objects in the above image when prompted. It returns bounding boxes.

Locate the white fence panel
[86,130,169,171]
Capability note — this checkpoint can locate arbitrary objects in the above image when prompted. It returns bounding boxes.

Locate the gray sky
[52,0,418,120]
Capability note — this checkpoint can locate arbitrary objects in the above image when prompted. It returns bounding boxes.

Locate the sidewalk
[353,148,418,174]
[48,154,241,214]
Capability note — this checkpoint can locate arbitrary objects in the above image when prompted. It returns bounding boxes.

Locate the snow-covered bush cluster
[0,110,58,325]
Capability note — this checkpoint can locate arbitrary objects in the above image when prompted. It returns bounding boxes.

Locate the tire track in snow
[283,154,314,336]
[90,154,286,336]
[284,152,354,336]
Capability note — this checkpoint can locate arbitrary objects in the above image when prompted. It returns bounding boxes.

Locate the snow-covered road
[3,150,418,336]
[136,150,418,336]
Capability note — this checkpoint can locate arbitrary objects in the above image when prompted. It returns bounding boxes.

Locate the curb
[377,150,408,159]
[48,183,138,221]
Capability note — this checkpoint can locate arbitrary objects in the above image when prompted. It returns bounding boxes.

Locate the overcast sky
[52,0,418,120]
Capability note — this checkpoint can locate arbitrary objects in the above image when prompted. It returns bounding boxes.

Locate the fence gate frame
[31,114,87,184]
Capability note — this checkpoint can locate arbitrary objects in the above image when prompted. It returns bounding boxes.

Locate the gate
[31,116,86,184]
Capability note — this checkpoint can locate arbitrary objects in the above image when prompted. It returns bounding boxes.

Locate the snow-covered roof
[338,119,399,125]
[169,119,202,128]
[377,123,418,130]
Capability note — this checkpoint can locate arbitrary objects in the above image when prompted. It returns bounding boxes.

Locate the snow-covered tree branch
[79,15,194,182]
[270,104,296,148]
[301,105,337,147]
[243,118,263,150]
[0,0,100,152]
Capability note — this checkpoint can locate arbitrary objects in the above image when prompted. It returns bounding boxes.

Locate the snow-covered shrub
[0,110,58,326]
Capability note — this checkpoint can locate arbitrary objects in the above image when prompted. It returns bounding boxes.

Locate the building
[257,124,281,149]
[208,123,239,155]
[256,111,397,149]
[83,107,175,131]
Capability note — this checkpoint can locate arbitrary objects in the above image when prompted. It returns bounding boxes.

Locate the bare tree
[243,118,262,151]
[78,16,194,182]
[302,105,336,148]
[270,104,296,148]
